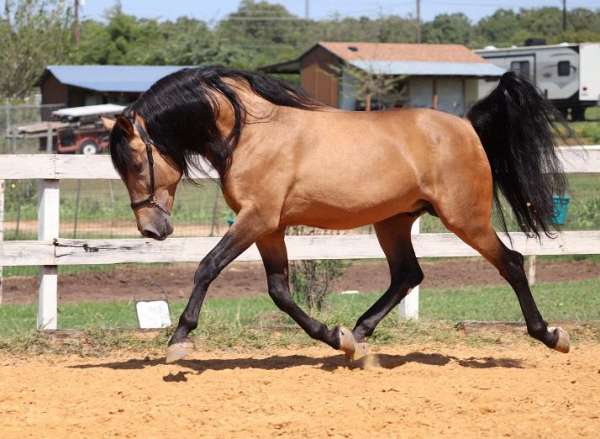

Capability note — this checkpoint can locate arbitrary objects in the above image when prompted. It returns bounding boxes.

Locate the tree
[514,7,563,45]
[0,0,72,100]
[5,2,600,99]
[422,13,472,45]
[159,17,214,65]
[216,0,304,68]
[475,9,520,47]
[339,63,404,110]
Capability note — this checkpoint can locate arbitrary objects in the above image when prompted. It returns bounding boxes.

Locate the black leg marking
[169,214,266,350]
[352,215,423,342]
[257,230,340,349]
[498,245,560,349]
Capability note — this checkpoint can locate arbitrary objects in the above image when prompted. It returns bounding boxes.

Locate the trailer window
[510,61,531,80]
[558,61,570,76]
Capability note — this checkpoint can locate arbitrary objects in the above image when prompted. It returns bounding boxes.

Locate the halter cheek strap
[129,121,171,216]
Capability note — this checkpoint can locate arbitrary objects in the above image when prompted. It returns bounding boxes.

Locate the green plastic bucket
[552,194,571,225]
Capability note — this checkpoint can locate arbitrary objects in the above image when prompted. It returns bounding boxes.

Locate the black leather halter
[129,121,171,216]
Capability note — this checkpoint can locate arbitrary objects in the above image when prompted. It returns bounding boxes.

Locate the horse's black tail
[466,71,568,239]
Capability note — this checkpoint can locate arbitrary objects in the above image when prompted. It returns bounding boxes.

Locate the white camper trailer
[476,42,600,120]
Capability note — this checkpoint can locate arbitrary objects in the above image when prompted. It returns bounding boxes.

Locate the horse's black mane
[110,65,321,180]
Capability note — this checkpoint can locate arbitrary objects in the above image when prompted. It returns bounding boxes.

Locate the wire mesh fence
[0,104,376,288]
[1,103,599,303]
[1,103,65,154]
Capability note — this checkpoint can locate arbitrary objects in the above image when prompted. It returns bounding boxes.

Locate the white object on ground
[136,300,172,329]
[340,290,360,295]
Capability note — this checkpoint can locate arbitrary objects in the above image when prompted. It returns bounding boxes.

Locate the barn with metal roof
[261,42,505,114]
[38,65,187,119]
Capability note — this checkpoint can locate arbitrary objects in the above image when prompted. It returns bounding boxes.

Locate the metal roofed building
[38,65,188,119]
[261,42,505,115]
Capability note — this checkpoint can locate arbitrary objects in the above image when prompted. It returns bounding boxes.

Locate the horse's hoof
[165,340,194,364]
[549,327,570,353]
[337,326,356,358]
[351,342,370,361]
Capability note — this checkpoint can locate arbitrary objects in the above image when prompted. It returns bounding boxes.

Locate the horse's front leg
[256,229,341,350]
[166,209,272,363]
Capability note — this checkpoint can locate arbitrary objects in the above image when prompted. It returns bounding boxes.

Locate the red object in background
[55,124,109,154]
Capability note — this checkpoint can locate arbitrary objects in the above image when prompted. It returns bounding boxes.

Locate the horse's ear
[101,116,116,131]
[115,114,134,137]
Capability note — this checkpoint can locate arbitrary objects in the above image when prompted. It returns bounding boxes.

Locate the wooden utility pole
[305,0,310,19]
[74,0,80,46]
[416,0,421,43]
[562,0,567,31]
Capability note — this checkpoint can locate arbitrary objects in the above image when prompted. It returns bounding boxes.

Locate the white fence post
[37,179,59,330]
[399,217,420,320]
[527,255,537,286]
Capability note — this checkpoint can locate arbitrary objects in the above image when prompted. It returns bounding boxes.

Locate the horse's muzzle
[140,216,173,241]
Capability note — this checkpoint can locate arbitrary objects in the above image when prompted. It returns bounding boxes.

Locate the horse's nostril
[142,227,161,240]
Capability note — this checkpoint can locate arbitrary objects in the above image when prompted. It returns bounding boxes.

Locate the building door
[408,77,433,109]
[437,78,465,115]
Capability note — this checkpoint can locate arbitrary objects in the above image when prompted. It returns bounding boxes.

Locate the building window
[510,60,531,80]
[557,61,570,77]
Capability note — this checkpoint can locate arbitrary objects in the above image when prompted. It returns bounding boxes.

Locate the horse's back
[277,107,488,228]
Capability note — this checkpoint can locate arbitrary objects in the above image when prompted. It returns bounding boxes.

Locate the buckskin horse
[103,66,569,363]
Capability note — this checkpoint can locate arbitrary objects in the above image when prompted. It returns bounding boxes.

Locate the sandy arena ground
[2,342,600,438]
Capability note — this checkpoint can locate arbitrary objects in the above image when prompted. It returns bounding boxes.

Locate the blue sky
[2,0,598,23]
[71,0,600,23]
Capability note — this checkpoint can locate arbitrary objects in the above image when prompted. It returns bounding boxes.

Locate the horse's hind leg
[434,197,570,353]
[256,229,341,349]
[351,214,423,356]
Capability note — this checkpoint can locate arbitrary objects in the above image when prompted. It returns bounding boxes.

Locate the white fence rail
[0,146,599,329]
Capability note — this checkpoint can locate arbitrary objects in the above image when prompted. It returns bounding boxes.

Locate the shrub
[290,259,346,312]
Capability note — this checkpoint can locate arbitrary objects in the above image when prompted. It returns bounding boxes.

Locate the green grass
[1,262,173,278]
[4,178,234,224]
[571,106,600,143]
[420,173,600,233]
[4,173,600,238]
[2,278,599,352]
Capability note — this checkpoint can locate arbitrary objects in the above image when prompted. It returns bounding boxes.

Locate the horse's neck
[215,88,281,137]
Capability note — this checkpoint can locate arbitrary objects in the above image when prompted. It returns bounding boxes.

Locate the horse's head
[103,66,319,240]
[103,115,181,240]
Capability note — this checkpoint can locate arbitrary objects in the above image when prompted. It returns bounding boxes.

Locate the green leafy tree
[0,0,72,100]
[159,17,214,65]
[216,0,304,68]
[5,1,600,99]
[475,9,520,47]
[422,13,472,44]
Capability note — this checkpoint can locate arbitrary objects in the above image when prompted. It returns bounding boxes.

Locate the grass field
[2,277,599,352]
[572,106,600,143]
[3,163,600,237]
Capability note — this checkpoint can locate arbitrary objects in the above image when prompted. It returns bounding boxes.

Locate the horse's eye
[132,163,143,174]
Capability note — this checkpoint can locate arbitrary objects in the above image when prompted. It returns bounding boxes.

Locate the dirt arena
[2,342,600,438]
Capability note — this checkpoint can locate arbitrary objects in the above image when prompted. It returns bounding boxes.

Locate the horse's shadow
[70,351,524,382]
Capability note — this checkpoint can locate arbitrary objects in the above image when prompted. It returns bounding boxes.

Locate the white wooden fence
[0,146,599,329]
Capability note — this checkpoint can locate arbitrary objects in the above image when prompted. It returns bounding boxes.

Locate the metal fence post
[399,217,420,320]
[37,179,59,330]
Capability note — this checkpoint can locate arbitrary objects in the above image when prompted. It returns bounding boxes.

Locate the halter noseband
[129,121,171,216]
